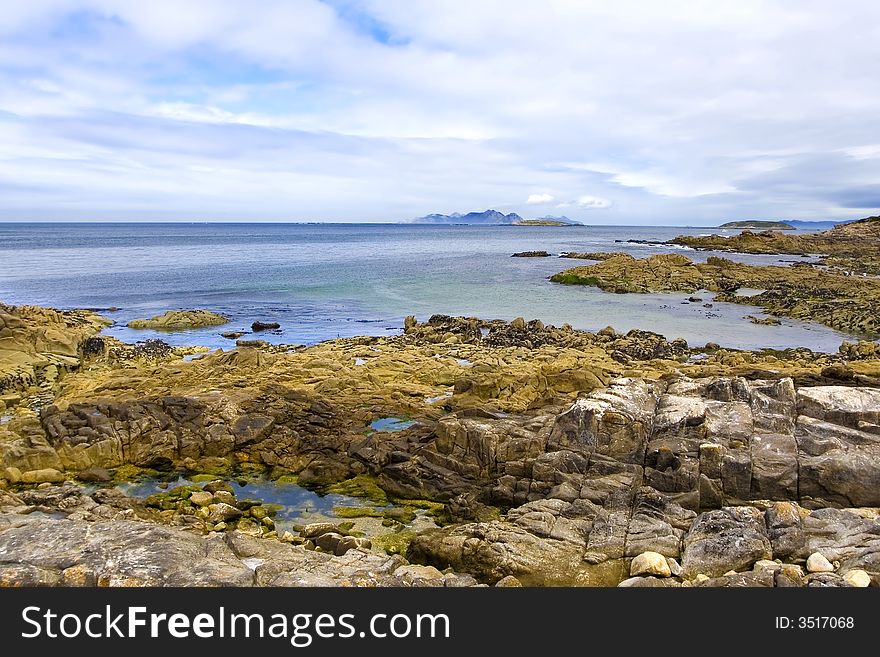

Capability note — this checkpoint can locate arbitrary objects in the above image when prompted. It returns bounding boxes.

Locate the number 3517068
[775,617,854,629]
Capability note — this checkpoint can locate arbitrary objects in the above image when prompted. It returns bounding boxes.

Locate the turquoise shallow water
[0,222,857,352]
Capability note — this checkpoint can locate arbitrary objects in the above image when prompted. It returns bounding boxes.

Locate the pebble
[843,569,871,587]
[806,552,834,573]
[630,551,672,577]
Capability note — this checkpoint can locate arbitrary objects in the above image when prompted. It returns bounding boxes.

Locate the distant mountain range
[410,210,583,225]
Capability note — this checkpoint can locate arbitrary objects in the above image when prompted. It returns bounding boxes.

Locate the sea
[0,222,857,353]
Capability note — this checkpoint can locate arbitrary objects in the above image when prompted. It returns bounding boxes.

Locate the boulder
[682,507,772,578]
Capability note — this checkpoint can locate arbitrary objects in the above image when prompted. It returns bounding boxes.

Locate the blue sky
[1,0,879,224]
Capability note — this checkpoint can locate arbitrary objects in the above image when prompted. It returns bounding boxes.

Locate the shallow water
[369,417,416,432]
[0,222,858,352]
[113,475,423,536]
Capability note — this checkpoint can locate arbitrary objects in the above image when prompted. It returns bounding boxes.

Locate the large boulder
[681,507,772,578]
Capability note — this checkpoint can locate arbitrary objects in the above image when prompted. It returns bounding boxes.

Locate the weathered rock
[682,507,772,578]
[630,551,672,577]
[127,310,228,330]
[207,502,243,524]
[189,491,213,507]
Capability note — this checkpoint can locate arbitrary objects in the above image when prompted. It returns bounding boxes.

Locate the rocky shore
[1,298,879,587]
[672,214,880,275]
[551,252,880,335]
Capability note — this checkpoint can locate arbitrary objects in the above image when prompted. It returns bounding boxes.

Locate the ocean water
[0,222,854,352]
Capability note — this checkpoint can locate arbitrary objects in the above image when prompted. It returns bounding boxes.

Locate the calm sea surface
[0,222,855,352]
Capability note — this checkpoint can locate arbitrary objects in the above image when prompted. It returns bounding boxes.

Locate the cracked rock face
[0,364,880,586]
[409,376,880,585]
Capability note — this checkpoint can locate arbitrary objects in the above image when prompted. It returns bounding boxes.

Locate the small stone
[806,552,834,573]
[753,559,782,573]
[666,557,683,577]
[212,522,227,531]
[189,491,213,507]
[79,467,112,483]
[314,531,344,553]
[207,502,243,524]
[212,490,236,505]
[780,564,805,579]
[630,551,672,577]
[395,564,444,581]
[202,480,234,495]
[301,522,339,539]
[334,535,363,556]
[843,569,871,588]
[694,574,709,582]
[20,468,65,484]
[495,575,522,587]
[280,531,296,543]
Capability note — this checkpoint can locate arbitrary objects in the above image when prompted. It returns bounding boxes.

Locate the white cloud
[576,195,612,209]
[1,1,880,222]
[526,193,554,204]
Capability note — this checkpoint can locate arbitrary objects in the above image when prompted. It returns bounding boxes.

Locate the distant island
[516,216,582,226]
[719,220,796,230]
[410,209,582,226]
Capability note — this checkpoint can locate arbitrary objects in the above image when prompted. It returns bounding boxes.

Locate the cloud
[0,1,879,222]
[576,195,612,209]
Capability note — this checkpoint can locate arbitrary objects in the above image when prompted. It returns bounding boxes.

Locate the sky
[1,1,880,224]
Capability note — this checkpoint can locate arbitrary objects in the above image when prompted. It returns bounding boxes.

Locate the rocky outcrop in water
[551,253,880,334]
[127,310,229,330]
[673,215,880,275]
